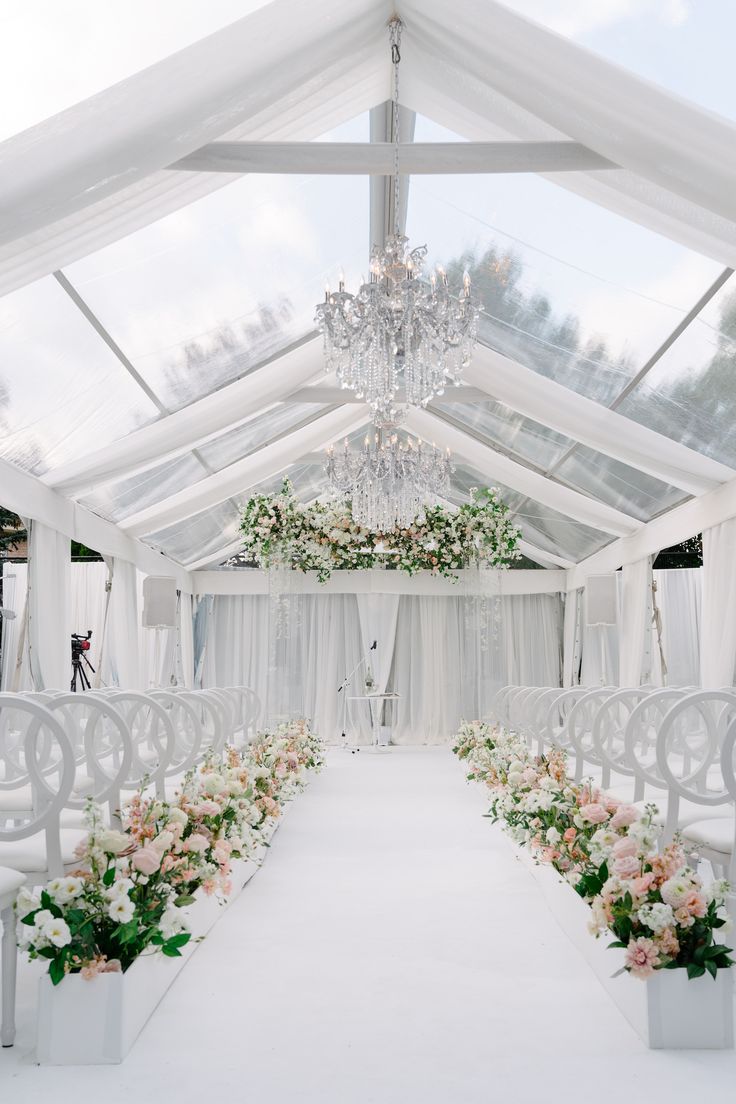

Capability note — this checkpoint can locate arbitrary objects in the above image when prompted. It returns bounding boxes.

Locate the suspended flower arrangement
[238,480,522,583]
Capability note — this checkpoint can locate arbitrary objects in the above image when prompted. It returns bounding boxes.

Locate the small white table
[347,693,400,750]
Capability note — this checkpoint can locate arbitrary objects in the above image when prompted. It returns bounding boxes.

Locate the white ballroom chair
[591,687,657,796]
[564,686,617,784]
[183,690,228,755]
[89,691,175,799]
[491,685,516,729]
[527,687,566,757]
[149,690,205,796]
[1,864,26,1047]
[541,687,591,759]
[656,690,736,857]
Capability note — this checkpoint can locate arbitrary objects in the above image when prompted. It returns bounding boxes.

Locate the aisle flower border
[239,479,522,582]
[17,720,324,985]
[452,721,733,980]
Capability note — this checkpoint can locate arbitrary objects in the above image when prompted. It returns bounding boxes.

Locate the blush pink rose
[184,833,209,854]
[612,836,638,859]
[625,936,659,979]
[609,804,639,829]
[579,803,609,824]
[630,873,655,897]
[613,855,641,878]
[131,846,162,875]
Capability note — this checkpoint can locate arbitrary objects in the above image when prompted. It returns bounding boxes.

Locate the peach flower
[625,936,660,979]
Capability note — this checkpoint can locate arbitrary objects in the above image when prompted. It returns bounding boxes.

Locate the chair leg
[1,904,18,1047]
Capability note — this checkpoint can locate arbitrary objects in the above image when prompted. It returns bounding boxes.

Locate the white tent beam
[170,139,615,175]
[121,405,370,538]
[191,567,567,596]
[404,408,640,538]
[566,474,736,589]
[289,384,490,404]
[42,337,326,495]
[463,345,735,495]
[0,457,193,589]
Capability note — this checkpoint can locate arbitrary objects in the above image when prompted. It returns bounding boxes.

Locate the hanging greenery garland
[238,480,522,583]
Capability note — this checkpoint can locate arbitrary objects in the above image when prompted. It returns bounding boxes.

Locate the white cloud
[504,0,691,37]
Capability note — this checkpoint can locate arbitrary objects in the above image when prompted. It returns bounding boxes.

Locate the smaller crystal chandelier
[315,18,481,428]
[326,432,452,533]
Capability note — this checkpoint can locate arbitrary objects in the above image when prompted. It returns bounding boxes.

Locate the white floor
[3,747,736,1101]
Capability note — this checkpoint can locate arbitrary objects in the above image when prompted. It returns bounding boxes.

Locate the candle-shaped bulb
[338,268,345,292]
[463,270,471,296]
[325,283,330,301]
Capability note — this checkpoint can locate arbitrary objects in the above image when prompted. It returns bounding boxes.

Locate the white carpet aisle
[3,748,736,1101]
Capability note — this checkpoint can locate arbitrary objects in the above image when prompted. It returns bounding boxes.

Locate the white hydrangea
[637,902,675,933]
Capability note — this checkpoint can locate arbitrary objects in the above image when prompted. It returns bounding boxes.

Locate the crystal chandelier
[315,18,481,427]
[326,432,452,533]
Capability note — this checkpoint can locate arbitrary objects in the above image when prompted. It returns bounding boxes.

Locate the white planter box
[36,854,260,1064]
[521,852,734,1049]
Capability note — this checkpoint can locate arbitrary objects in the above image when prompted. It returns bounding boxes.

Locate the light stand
[337,640,377,752]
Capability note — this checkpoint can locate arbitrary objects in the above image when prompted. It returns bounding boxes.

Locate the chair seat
[0,865,26,903]
[0,829,87,873]
[632,796,728,828]
[0,784,33,812]
[682,817,735,856]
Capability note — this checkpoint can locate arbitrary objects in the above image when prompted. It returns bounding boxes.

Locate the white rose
[546,827,561,845]
[42,918,72,948]
[108,897,135,924]
[96,829,130,855]
[637,902,675,934]
[166,807,188,827]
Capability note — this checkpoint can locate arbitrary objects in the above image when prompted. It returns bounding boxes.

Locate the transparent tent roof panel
[407,116,724,406]
[0,276,158,475]
[64,169,369,412]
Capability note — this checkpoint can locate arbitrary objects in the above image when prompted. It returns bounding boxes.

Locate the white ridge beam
[171,140,616,175]
[43,338,325,495]
[405,408,640,538]
[121,405,369,538]
[463,345,735,495]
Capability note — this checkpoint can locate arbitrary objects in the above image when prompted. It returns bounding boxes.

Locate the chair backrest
[178,690,227,755]
[506,686,538,732]
[591,687,656,788]
[623,687,690,800]
[516,687,549,748]
[149,690,204,777]
[655,689,736,841]
[566,686,617,781]
[492,685,516,728]
[529,687,567,756]
[542,687,591,753]
[90,691,175,797]
[0,695,76,877]
[42,693,132,827]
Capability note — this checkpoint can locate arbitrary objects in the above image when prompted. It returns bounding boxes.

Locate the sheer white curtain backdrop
[202,591,563,743]
[619,557,653,687]
[650,568,701,687]
[700,520,736,688]
[0,561,27,690]
[355,594,400,695]
[26,520,71,690]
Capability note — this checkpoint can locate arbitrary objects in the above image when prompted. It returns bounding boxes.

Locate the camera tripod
[71,631,95,692]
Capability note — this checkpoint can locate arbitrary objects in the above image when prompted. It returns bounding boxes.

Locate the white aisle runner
[4,749,736,1101]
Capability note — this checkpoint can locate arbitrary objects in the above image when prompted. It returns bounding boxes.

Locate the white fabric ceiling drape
[619,557,652,687]
[700,521,736,688]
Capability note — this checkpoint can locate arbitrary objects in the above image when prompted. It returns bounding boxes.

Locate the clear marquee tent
[2,0,736,738]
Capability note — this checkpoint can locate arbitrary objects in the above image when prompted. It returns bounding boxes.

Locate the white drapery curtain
[356,594,399,695]
[0,561,28,691]
[562,588,581,688]
[202,590,563,744]
[102,558,141,688]
[700,522,736,689]
[619,557,652,687]
[650,568,702,688]
[26,521,71,690]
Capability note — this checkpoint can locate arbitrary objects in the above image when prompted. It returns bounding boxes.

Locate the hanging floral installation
[238,479,522,582]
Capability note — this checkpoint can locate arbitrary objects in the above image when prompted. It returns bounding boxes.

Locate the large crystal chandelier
[326,433,452,533]
[315,18,481,427]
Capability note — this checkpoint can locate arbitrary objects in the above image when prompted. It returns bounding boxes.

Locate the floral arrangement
[239,480,521,582]
[17,720,323,984]
[452,720,733,980]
